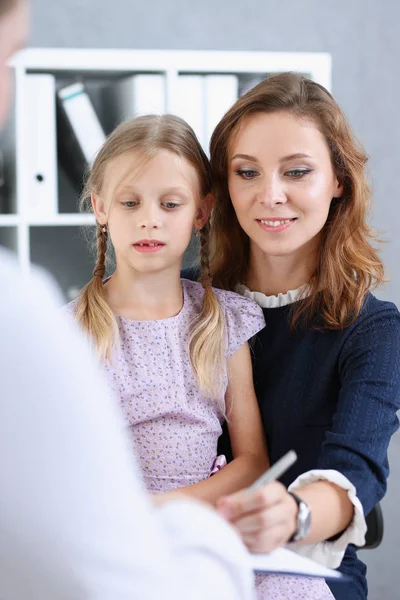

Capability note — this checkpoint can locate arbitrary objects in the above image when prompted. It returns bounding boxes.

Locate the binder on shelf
[25,74,58,218]
[58,82,106,166]
[104,74,166,129]
[175,75,206,149]
[204,74,238,149]
[57,82,106,193]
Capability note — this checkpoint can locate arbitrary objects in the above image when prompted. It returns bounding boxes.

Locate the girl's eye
[285,168,312,179]
[236,168,258,180]
[163,201,180,209]
[122,201,138,208]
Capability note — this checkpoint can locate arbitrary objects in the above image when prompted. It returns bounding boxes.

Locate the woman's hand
[216,482,298,553]
[151,490,186,507]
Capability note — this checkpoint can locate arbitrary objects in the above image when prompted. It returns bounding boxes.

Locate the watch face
[297,501,311,540]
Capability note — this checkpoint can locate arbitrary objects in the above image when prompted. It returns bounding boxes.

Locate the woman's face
[228,111,343,260]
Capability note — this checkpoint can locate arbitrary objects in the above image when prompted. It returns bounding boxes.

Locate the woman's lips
[257,218,296,233]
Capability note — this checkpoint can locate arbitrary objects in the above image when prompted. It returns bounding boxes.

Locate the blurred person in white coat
[0,2,255,599]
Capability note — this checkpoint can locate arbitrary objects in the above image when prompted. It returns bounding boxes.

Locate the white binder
[174,74,239,153]
[175,75,206,149]
[204,75,239,150]
[58,82,106,166]
[26,74,58,218]
[111,74,166,122]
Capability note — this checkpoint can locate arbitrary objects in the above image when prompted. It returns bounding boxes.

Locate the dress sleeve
[215,289,266,358]
[289,303,400,567]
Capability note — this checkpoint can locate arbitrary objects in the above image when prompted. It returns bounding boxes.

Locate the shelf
[7,47,332,289]
[0,215,19,226]
[10,49,331,91]
[28,213,96,226]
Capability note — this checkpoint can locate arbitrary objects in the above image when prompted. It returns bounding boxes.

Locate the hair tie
[201,274,213,288]
[93,265,105,279]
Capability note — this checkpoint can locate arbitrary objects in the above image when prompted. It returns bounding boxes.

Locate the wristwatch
[288,491,311,542]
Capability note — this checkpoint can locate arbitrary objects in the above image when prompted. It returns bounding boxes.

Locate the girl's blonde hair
[75,114,225,400]
[210,72,384,329]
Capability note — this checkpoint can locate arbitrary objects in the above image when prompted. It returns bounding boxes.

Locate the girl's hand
[216,482,298,553]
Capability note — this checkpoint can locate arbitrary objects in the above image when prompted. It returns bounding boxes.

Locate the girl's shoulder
[182,278,264,317]
[181,279,266,358]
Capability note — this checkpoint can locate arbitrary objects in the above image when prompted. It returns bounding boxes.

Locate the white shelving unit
[2,47,331,295]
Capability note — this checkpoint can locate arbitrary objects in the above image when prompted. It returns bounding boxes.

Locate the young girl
[67,114,334,599]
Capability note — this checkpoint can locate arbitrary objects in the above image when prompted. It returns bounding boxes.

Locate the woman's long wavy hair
[75,115,226,402]
[210,72,384,329]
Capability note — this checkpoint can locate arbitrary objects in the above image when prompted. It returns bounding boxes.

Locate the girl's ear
[194,193,214,230]
[91,192,108,224]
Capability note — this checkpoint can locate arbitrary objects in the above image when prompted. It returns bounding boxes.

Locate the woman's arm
[159,341,269,506]
[217,304,400,561]
[215,478,353,553]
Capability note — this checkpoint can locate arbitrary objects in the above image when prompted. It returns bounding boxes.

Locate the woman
[185,72,400,600]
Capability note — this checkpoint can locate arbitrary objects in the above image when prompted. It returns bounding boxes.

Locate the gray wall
[29,1,400,598]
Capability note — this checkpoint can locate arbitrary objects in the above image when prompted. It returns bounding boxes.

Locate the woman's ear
[91,192,108,224]
[194,193,214,230]
[333,176,344,199]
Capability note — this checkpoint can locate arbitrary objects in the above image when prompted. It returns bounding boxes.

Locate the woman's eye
[163,201,180,209]
[285,169,311,179]
[236,169,258,180]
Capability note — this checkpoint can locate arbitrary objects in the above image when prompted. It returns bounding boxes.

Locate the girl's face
[228,111,343,261]
[93,149,209,275]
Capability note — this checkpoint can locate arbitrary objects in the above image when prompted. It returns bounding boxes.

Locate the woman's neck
[103,263,183,320]
[245,243,317,297]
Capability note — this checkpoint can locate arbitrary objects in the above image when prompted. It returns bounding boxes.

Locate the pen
[246,450,297,494]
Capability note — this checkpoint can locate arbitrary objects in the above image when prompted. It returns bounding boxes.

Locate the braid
[75,222,118,361]
[188,222,226,410]
[93,224,107,279]
[199,222,213,288]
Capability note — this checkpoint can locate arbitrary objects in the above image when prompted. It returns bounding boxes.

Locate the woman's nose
[258,175,287,207]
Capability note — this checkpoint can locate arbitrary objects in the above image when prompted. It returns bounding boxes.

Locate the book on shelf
[57,82,106,194]
[203,74,238,148]
[175,75,205,149]
[103,74,166,130]
[174,74,239,153]
[25,74,58,218]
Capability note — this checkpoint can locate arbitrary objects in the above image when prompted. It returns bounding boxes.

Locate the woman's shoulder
[341,292,400,353]
[353,292,400,329]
